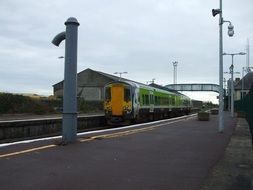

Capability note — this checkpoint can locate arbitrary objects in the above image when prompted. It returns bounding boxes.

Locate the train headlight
[105,106,111,112]
[123,106,131,113]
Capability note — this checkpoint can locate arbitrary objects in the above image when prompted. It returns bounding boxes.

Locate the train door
[133,88,139,118]
[111,84,124,116]
[149,91,154,113]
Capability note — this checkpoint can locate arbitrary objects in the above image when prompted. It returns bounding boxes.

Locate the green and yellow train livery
[104,81,191,125]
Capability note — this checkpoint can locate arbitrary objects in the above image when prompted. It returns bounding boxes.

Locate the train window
[124,87,131,102]
[172,96,175,106]
[105,87,111,101]
[145,95,149,105]
[169,96,172,105]
[150,94,154,104]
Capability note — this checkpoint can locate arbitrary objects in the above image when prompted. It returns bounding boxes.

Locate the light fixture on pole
[114,72,128,80]
[212,1,234,133]
[223,52,246,117]
[147,78,156,84]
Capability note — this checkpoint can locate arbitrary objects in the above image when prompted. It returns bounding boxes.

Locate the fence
[235,84,253,147]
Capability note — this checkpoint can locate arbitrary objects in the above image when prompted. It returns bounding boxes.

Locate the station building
[234,72,253,100]
[53,68,124,102]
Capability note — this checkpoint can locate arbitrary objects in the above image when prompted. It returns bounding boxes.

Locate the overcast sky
[0,0,252,103]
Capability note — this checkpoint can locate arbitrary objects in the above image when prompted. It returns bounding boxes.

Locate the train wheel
[148,114,154,121]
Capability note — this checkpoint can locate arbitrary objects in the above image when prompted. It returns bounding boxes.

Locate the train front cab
[104,82,133,124]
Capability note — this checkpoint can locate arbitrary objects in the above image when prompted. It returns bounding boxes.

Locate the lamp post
[172,61,178,84]
[223,77,228,110]
[212,1,234,132]
[224,70,240,113]
[223,52,246,117]
[114,72,128,80]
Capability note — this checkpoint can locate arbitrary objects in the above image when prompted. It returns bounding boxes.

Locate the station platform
[0,112,104,122]
[0,112,240,190]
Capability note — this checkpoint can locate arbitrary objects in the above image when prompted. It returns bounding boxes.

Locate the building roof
[53,68,148,88]
[52,68,119,87]
[53,68,183,91]
[53,68,154,88]
[234,72,253,90]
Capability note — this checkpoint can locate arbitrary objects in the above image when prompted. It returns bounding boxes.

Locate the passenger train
[104,81,192,125]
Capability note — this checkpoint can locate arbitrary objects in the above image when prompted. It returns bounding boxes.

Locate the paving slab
[200,118,253,190]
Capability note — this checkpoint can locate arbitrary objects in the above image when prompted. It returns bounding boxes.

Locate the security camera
[228,30,234,37]
[228,23,234,37]
[228,23,234,30]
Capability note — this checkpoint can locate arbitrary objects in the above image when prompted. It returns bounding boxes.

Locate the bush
[0,93,61,115]
[0,93,103,115]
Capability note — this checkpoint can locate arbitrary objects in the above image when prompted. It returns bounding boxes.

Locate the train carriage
[104,81,191,125]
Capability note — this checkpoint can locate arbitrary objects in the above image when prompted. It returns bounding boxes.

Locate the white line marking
[0,114,104,123]
[0,114,196,148]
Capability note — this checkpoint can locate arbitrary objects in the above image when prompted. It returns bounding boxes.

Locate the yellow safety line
[79,125,157,142]
[0,144,56,159]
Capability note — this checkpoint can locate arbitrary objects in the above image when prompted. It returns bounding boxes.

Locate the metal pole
[52,17,80,144]
[242,67,244,99]
[218,0,224,132]
[230,56,234,117]
[228,79,231,112]
[62,18,79,143]
[246,38,250,71]
[175,64,177,84]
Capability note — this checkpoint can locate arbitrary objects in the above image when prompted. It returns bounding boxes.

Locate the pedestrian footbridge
[165,84,220,93]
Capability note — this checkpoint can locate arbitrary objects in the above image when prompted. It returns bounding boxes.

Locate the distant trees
[0,93,61,115]
[0,93,103,115]
[77,98,103,113]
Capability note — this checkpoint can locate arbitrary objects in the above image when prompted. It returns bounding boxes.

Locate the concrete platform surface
[200,118,253,190]
[0,112,236,190]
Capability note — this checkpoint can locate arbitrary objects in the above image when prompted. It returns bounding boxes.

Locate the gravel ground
[200,118,253,190]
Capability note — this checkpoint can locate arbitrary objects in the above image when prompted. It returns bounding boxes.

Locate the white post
[173,61,178,85]
[230,57,234,117]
